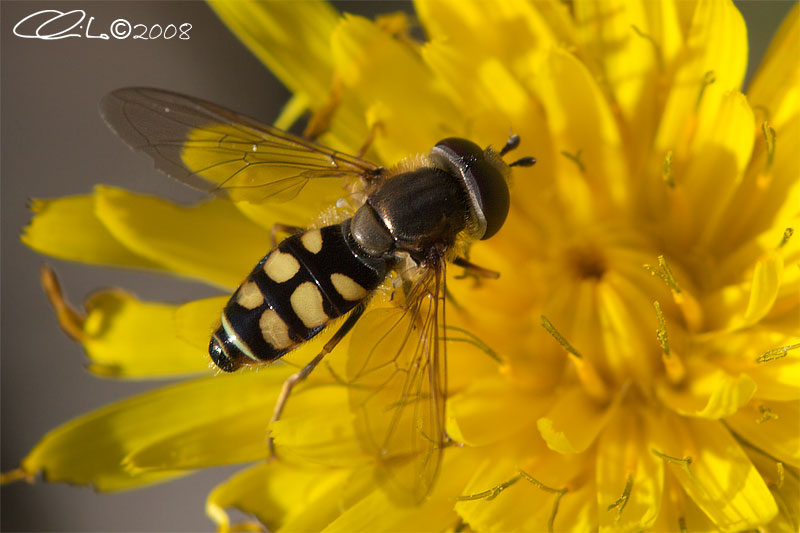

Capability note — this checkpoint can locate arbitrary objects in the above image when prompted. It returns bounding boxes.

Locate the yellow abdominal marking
[301,229,323,254]
[330,273,367,301]
[264,251,300,283]
[259,309,293,350]
[236,281,264,309]
[291,282,328,328]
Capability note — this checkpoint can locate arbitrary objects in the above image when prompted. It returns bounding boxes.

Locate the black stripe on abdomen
[216,221,387,367]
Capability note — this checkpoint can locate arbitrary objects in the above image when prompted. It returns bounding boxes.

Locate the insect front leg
[268,303,367,459]
[270,223,305,249]
[452,256,500,280]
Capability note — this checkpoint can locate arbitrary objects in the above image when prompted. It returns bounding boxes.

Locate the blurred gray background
[1,1,794,531]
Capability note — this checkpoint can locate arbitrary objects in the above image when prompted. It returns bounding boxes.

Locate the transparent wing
[100,87,383,202]
[346,258,448,504]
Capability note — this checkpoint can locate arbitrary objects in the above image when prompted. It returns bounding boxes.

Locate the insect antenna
[510,156,537,167]
[499,133,521,156]
[499,132,536,167]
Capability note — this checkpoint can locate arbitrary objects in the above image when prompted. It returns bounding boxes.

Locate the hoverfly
[100,88,535,503]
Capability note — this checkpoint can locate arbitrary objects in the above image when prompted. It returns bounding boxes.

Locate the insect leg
[268,302,368,458]
[270,223,305,248]
[357,121,384,159]
[452,256,500,279]
[303,77,343,141]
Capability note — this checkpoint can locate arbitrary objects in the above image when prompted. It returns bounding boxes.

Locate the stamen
[756,343,800,363]
[444,325,503,364]
[457,473,521,501]
[765,462,795,528]
[644,255,681,294]
[607,474,634,521]
[654,301,670,357]
[776,462,785,489]
[756,404,779,424]
[662,150,675,188]
[561,149,585,173]
[541,315,582,358]
[645,256,704,332]
[517,468,568,533]
[653,301,685,384]
[778,228,793,249]
[541,315,610,400]
[630,25,664,72]
[762,122,776,177]
[651,449,700,486]
[678,516,688,533]
[695,71,716,111]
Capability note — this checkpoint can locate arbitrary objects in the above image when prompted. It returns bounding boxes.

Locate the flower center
[565,244,607,280]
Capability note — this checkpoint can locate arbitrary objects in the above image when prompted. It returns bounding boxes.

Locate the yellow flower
[6,1,799,531]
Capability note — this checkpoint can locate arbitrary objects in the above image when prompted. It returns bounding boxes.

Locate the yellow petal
[330,15,459,164]
[726,400,800,468]
[16,373,271,491]
[174,296,228,352]
[206,462,371,533]
[269,384,365,467]
[747,3,800,130]
[597,277,661,387]
[596,409,664,531]
[715,115,799,255]
[22,193,158,270]
[572,0,661,148]
[552,479,599,532]
[123,370,295,473]
[324,450,475,533]
[655,0,747,156]
[741,443,800,533]
[230,177,351,232]
[125,337,355,472]
[531,47,628,215]
[742,250,784,327]
[657,358,756,419]
[415,0,556,69]
[653,414,778,530]
[447,377,548,447]
[81,291,213,378]
[456,451,586,532]
[208,0,338,106]
[749,351,800,401]
[94,186,267,289]
[651,471,717,532]
[537,386,620,454]
[684,92,755,248]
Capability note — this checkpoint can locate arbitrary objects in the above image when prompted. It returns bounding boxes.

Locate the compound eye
[434,137,484,162]
[468,159,510,239]
[431,137,510,240]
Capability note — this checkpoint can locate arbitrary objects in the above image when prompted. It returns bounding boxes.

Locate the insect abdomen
[209,222,387,372]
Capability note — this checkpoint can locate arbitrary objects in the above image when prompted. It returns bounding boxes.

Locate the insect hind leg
[268,302,367,459]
